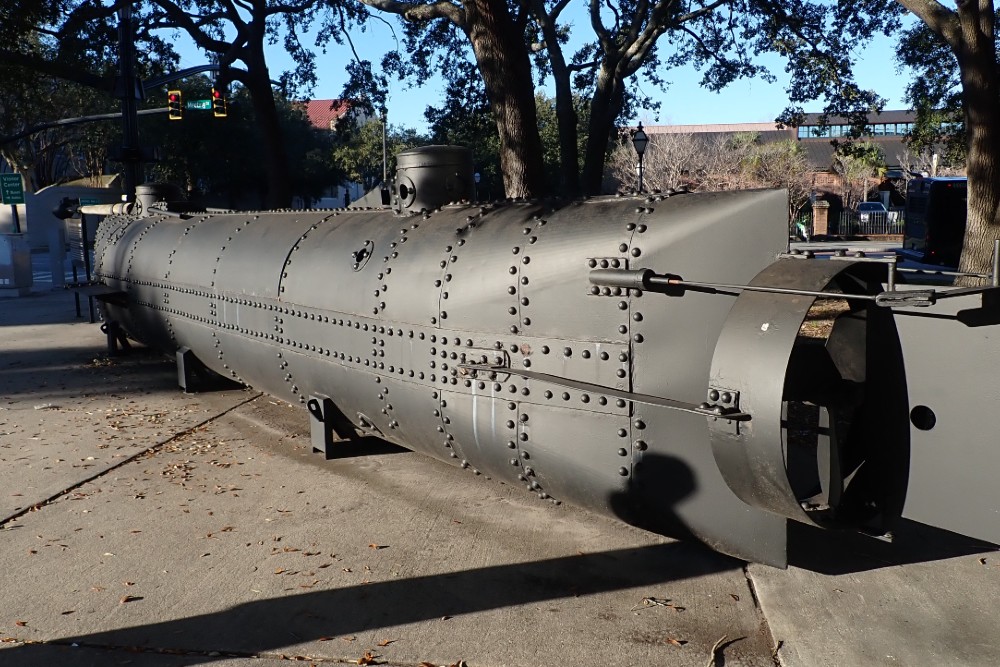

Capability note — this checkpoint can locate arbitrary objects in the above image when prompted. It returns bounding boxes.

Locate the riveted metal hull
[93,189,1000,567]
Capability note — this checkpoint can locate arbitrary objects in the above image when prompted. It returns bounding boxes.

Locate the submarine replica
[86,145,1000,567]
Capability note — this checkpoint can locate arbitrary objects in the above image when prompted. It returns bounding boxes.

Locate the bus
[903,176,967,266]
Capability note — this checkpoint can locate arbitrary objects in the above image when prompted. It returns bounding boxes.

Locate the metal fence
[834,209,905,236]
[791,209,906,239]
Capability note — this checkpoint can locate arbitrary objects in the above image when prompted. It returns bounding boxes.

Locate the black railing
[834,209,905,236]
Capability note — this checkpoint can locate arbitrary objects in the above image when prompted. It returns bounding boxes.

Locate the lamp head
[631,122,649,157]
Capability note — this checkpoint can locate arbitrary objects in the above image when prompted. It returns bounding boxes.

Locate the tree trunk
[548,57,581,197]
[954,19,1000,281]
[243,40,292,210]
[581,64,625,196]
[532,10,580,196]
[464,0,547,199]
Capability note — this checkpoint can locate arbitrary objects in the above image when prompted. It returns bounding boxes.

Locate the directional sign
[186,100,212,110]
[0,174,24,205]
[79,197,100,206]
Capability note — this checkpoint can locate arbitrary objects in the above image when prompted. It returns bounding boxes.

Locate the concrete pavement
[1,284,998,667]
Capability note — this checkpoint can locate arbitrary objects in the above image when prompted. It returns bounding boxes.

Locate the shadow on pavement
[0,344,181,403]
[788,518,998,575]
[0,290,85,327]
[4,541,738,666]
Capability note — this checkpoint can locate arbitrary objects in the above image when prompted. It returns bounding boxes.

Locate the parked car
[857,201,887,222]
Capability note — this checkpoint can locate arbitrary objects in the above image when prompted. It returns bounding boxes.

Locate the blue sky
[171,12,913,133]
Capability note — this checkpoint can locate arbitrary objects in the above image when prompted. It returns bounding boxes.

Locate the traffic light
[168,90,182,121]
[212,88,227,118]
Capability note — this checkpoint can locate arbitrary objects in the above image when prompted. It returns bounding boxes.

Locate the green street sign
[186,99,212,110]
[79,197,100,206]
[0,173,25,205]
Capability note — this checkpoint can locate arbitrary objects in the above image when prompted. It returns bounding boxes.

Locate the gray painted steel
[394,145,475,211]
[93,185,1000,567]
[893,290,1000,546]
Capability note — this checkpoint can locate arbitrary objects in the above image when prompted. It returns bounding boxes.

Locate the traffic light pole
[111,5,248,202]
[116,2,142,204]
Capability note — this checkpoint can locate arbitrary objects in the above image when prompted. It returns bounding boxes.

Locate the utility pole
[116,2,142,203]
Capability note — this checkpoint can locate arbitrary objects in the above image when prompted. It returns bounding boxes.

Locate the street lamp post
[381,107,388,185]
[631,122,649,193]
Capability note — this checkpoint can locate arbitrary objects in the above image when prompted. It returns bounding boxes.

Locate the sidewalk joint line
[0,392,262,530]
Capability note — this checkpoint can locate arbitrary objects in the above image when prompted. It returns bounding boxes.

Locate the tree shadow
[4,455,740,664]
[8,542,736,663]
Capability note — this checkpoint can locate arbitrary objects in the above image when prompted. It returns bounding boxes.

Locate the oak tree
[893,1,999,277]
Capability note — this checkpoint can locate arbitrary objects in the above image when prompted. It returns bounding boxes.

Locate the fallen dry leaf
[342,636,357,642]
[119,595,143,604]
[665,637,687,647]
[979,557,988,565]
[368,544,387,550]
[274,568,287,574]
[14,621,26,627]
[730,593,740,602]
[356,650,379,665]
[706,635,728,667]
[377,639,397,647]
[633,596,685,612]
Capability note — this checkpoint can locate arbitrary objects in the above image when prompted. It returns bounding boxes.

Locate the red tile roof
[302,99,351,130]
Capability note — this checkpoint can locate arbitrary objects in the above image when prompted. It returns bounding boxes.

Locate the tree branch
[549,0,573,23]
[264,0,321,17]
[356,0,465,26]
[589,0,613,52]
[893,0,961,49]
[0,50,111,91]
[675,0,735,25]
[148,0,243,55]
[567,58,600,73]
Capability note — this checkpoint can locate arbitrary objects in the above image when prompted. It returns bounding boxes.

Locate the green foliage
[0,60,119,189]
[535,92,591,188]
[0,1,61,47]
[419,55,592,199]
[423,60,503,199]
[894,16,998,166]
[0,1,178,189]
[331,115,427,192]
